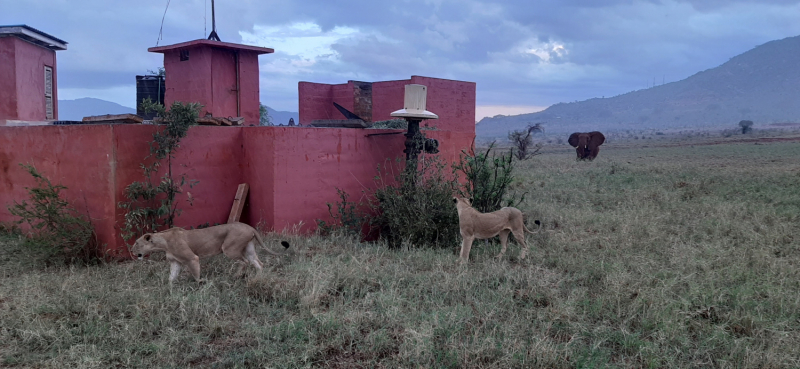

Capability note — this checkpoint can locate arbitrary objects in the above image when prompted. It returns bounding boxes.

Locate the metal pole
[207,0,221,41]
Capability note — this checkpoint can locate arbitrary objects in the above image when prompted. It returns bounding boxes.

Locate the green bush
[453,143,525,213]
[370,119,408,129]
[7,164,98,265]
[368,157,460,248]
[319,142,526,248]
[316,188,367,238]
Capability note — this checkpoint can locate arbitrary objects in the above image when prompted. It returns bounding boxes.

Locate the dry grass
[1,139,799,368]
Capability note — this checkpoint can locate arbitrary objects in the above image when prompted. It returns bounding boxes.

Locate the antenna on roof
[207,0,221,41]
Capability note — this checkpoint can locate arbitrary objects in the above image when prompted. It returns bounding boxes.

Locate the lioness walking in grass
[130,222,289,284]
[453,197,540,263]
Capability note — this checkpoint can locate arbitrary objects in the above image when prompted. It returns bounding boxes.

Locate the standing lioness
[453,197,540,263]
[131,222,290,284]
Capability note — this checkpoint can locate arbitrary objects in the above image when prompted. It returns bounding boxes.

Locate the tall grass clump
[6,164,98,265]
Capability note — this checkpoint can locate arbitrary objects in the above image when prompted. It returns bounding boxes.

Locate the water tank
[136,75,165,120]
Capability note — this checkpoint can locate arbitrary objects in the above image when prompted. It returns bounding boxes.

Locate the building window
[180,50,190,61]
[44,66,54,120]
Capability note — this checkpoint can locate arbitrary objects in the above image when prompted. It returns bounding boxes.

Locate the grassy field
[1,137,800,368]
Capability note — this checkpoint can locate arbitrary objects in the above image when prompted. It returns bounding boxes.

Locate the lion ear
[452,197,458,204]
[144,234,151,241]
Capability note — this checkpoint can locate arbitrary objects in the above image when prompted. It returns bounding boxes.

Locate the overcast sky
[3,0,800,120]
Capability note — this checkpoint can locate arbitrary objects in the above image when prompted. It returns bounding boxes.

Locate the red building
[148,40,273,125]
[0,25,67,125]
[299,76,476,133]
[0,34,476,256]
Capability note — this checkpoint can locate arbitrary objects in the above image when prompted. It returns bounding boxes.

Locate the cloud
[2,0,800,113]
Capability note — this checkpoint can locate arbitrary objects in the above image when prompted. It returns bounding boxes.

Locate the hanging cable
[156,0,172,46]
[204,0,207,37]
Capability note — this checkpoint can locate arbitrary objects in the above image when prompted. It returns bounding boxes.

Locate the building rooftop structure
[148,39,272,55]
[0,25,68,50]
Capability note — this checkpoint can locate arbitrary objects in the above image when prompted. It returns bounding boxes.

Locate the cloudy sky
[3,0,800,120]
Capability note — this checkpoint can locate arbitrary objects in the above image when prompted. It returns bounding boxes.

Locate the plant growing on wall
[7,164,98,265]
[118,100,201,242]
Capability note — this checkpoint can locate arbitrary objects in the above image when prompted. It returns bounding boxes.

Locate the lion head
[130,233,162,260]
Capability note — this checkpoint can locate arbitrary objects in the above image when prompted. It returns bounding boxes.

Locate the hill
[266,106,299,126]
[477,35,800,139]
[58,98,135,121]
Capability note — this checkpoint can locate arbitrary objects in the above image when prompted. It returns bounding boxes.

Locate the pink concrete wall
[237,51,261,125]
[371,76,476,132]
[163,46,213,116]
[260,128,475,233]
[14,37,58,121]
[298,76,476,132]
[0,37,18,122]
[0,37,58,123]
[0,125,117,253]
[209,48,237,118]
[297,82,360,124]
[298,82,332,124]
[111,125,245,253]
[255,127,407,232]
[162,46,261,125]
[0,123,475,256]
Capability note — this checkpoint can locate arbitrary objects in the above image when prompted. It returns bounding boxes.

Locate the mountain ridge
[477,35,800,138]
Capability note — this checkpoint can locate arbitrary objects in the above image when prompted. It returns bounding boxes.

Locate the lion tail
[523,220,542,234]
[253,232,291,256]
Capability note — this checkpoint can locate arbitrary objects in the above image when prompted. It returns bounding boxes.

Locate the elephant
[568,131,605,160]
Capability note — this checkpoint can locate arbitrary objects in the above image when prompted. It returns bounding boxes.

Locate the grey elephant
[568,131,605,160]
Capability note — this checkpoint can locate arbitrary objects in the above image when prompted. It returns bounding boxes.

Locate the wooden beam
[81,114,144,123]
[227,183,249,224]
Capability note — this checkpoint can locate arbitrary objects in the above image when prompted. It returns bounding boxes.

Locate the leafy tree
[260,104,273,126]
[739,120,753,134]
[118,100,200,242]
[508,124,543,160]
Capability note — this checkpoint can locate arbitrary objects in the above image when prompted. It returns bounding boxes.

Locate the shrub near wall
[7,164,98,265]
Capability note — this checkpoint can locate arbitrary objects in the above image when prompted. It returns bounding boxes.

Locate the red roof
[148,39,274,55]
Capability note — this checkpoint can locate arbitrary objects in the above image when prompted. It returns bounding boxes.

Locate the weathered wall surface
[110,125,245,254]
[0,37,58,123]
[161,46,261,125]
[1,75,476,256]
[163,46,213,116]
[0,37,18,122]
[0,125,116,252]
[237,51,261,125]
[0,124,474,256]
[14,37,58,121]
[298,76,477,132]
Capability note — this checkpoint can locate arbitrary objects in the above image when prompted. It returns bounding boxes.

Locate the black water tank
[136,75,165,120]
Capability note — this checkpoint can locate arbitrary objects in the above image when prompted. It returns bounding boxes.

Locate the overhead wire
[156,0,172,46]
